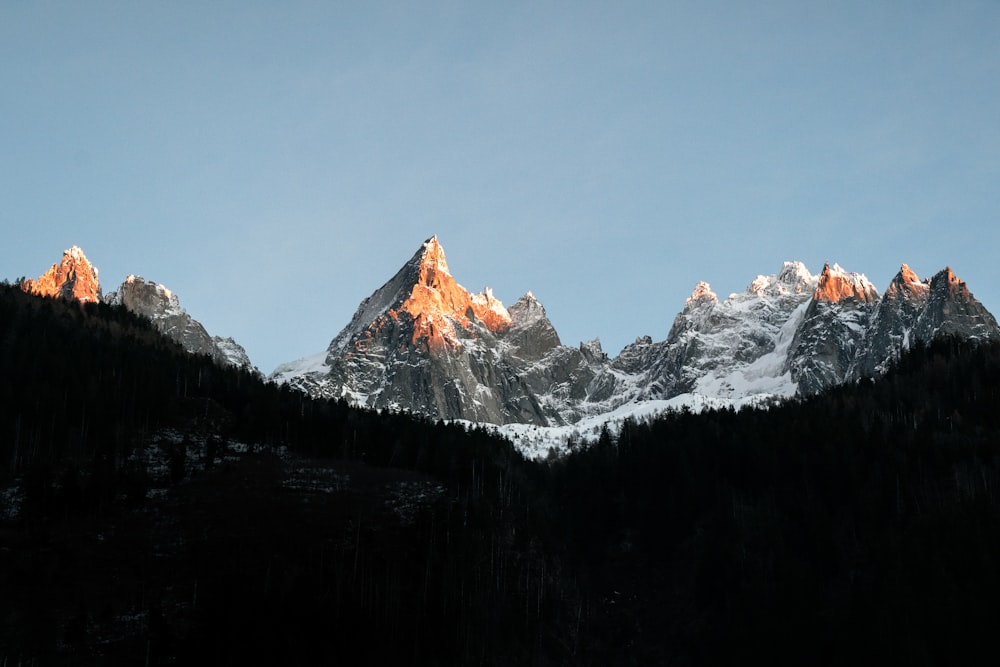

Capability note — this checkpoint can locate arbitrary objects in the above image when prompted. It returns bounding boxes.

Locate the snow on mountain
[271,236,546,424]
[784,263,881,394]
[212,336,257,371]
[654,261,818,399]
[270,237,1000,458]
[18,241,997,460]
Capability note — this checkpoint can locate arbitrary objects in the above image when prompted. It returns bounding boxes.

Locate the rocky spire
[929,267,971,301]
[387,236,512,353]
[506,291,561,361]
[686,281,718,306]
[22,246,101,303]
[813,263,879,304]
[884,263,930,301]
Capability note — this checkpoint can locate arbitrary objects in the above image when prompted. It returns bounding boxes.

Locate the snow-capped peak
[747,261,816,297]
[775,261,814,292]
[686,281,718,306]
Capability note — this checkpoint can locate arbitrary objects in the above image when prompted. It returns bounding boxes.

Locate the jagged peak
[413,235,449,275]
[885,263,930,300]
[686,281,718,306]
[104,274,186,323]
[110,274,179,307]
[814,262,879,304]
[898,263,920,283]
[509,291,550,329]
[64,245,90,264]
[580,337,606,361]
[929,266,973,301]
[470,285,512,331]
[935,266,958,283]
[777,260,814,289]
[387,237,513,352]
[127,274,173,298]
[512,291,542,306]
[747,261,815,296]
[22,245,101,303]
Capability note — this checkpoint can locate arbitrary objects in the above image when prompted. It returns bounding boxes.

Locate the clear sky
[3,2,998,374]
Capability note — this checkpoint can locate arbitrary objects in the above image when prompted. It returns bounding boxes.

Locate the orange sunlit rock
[885,264,930,300]
[399,237,511,352]
[22,246,101,303]
[686,281,718,306]
[813,263,877,304]
[471,287,511,332]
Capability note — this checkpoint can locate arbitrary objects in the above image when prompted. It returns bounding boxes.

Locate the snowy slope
[271,239,1000,458]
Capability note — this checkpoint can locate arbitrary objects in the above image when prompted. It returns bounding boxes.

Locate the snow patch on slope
[271,351,331,383]
[483,392,779,460]
[692,298,809,400]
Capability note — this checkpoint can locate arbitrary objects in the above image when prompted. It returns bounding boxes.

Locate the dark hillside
[546,336,1000,665]
[3,282,1000,664]
[0,285,567,664]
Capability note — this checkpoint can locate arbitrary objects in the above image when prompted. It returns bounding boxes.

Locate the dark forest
[2,283,999,665]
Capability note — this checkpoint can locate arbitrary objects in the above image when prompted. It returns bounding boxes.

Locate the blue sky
[2,2,998,374]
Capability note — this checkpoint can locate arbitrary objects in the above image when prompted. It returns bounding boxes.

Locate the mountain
[272,236,550,424]
[19,247,257,374]
[21,245,102,303]
[274,237,1000,432]
[104,275,259,374]
[620,261,817,402]
[849,265,1000,380]
[784,263,880,394]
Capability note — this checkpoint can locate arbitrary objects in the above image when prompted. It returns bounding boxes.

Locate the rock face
[651,261,817,400]
[104,275,259,374]
[849,265,1000,380]
[505,292,561,362]
[785,264,880,394]
[21,247,259,373]
[22,246,102,303]
[273,238,1000,427]
[273,237,551,424]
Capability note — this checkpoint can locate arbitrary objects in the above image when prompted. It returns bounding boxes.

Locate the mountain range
[272,236,1000,431]
[18,241,1000,445]
[7,242,1000,664]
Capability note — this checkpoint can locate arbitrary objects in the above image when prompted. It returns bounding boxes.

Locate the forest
[2,281,1000,665]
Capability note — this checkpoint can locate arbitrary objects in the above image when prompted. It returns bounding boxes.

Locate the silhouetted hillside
[544,335,1000,665]
[0,285,567,664]
[3,283,1000,664]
